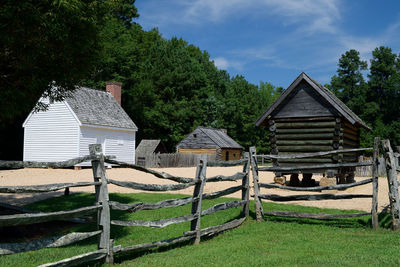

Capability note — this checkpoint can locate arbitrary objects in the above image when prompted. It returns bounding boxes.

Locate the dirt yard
[0,166,393,212]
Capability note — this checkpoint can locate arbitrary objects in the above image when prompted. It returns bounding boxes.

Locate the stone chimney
[106,81,122,105]
[220,128,227,134]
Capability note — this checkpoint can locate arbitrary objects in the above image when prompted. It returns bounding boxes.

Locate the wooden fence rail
[0,182,101,193]
[250,138,381,227]
[259,178,373,192]
[136,153,217,168]
[106,152,251,254]
[0,145,251,266]
[4,138,400,265]
[0,155,115,169]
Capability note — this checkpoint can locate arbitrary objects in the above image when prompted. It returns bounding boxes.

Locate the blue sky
[135,0,400,88]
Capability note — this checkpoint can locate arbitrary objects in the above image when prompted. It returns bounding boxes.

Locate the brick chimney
[106,81,122,105]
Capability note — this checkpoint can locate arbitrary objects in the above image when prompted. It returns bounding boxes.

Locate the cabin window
[193,134,197,138]
[225,151,229,161]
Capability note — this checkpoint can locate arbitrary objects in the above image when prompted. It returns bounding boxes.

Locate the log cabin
[255,72,371,185]
[176,127,243,161]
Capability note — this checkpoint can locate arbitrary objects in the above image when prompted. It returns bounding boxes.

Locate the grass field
[1,193,399,266]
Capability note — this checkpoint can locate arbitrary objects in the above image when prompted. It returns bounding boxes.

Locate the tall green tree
[367,46,400,146]
[0,0,138,160]
[328,47,400,147]
[0,0,138,124]
[368,46,400,121]
[218,77,280,153]
[328,49,368,116]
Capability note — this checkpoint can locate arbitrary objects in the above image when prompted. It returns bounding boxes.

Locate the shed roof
[177,127,243,149]
[136,140,163,156]
[66,87,137,130]
[255,72,370,130]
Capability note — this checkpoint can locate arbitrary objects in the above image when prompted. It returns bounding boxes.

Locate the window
[225,151,229,161]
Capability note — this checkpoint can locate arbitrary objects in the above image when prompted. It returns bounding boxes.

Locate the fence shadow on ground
[0,145,251,266]
[263,214,370,229]
[1,138,400,266]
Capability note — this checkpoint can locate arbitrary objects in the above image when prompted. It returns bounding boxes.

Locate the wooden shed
[135,139,167,166]
[255,72,370,185]
[176,127,243,161]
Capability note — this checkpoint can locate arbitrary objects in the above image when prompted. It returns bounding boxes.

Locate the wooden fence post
[371,137,380,229]
[241,152,250,218]
[190,154,207,244]
[250,147,264,221]
[89,144,113,263]
[381,140,400,230]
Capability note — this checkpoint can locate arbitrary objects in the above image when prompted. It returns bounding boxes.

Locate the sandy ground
[0,166,394,212]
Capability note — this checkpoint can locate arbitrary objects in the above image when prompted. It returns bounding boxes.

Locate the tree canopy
[6,1,400,159]
[328,46,400,147]
[0,0,138,124]
[81,18,280,152]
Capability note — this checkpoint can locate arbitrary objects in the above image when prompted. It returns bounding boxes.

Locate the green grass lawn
[0,193,399,267]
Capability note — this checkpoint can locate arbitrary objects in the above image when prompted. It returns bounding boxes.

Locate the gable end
[271,80,338,119]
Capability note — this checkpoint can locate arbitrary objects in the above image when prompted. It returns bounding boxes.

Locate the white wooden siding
[79,126,136,164]
[23,101,80,162]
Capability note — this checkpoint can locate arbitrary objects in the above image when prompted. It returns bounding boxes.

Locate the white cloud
[181,0,340,34]
[212,57,244,71]
[213,57,229,69]
[337,17,400,63]
[340,36,379,57]
[262,0,340,34]
[183,0,247,23]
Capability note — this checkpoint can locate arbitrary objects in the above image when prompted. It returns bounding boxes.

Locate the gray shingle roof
[255,72,370,130]
[177,127,243,149]
[66,87,137,130]
[136,140,162,156]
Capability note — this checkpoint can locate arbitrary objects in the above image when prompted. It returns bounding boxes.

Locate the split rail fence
[137,153,217,168]
[2,137,400,266]
[0,144,250,266]
[250,137,381,229]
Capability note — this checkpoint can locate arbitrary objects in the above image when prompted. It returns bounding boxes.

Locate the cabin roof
[255,72,370,130]
[177,127,243,149]
[66,87,137,130]
[136,139,163,156]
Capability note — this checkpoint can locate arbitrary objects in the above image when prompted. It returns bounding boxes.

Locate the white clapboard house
[23,82,137,165]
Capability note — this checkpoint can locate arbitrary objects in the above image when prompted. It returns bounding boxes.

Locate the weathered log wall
[270,118,337,167]
[267,117,362,176]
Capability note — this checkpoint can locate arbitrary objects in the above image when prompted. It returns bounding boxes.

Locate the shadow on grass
[113,212,245,264]
[263,215,370,229]
[20,193,142,246]
[255,207,393,230]
[16,193,395,265]
[377,211,392,229]
[248,201,390,230]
